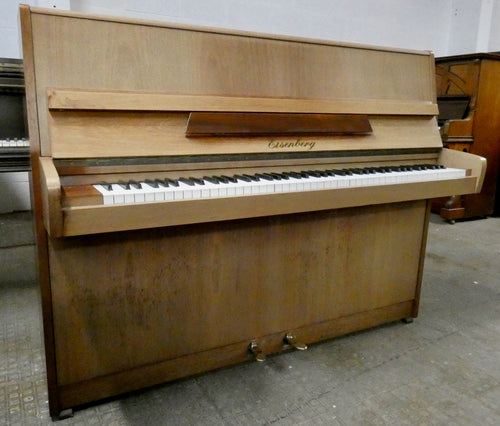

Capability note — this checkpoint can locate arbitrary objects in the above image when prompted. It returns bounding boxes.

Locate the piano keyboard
[0,138,30,148]
[93,164,467,205]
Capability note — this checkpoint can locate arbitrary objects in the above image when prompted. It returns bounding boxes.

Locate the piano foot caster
[447,219,456,225]
[56,408,73,420]
[401,317,414,324]
[248,341,266,362]
[284,333,308,351]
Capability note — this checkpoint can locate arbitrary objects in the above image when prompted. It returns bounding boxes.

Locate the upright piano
[434,53,500,221]
[20,5,486,418]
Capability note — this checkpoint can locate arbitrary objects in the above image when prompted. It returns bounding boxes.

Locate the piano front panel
[49,201,426,388]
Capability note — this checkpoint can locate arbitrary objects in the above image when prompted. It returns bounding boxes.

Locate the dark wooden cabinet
[434,53,500,220]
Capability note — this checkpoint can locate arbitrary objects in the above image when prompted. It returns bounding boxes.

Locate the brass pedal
[248,341,266,362]
[284,333,307,350]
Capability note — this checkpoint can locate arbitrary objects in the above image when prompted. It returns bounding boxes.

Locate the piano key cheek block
[21,4,486,419]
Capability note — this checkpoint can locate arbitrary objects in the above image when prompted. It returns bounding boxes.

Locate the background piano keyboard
[0,138,30,172]
[0,58,29,173]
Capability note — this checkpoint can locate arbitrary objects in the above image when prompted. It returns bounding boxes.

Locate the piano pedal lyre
[284,332,308,351]
[248,341,267,362]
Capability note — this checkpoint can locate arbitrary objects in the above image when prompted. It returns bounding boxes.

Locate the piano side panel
[48,201,426,393]
[19,5,61,417]
[29,10,436,157]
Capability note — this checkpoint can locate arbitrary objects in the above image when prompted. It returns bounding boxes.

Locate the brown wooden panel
[47,89,439,116]
[47,113,443,158]
[48,201,426,387]
[185,112,372,137]
[28,9,436,157]
[57,300,413,410]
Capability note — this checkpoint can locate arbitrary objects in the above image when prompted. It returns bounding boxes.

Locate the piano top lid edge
[46,89,438,116]
[27,5,432,57]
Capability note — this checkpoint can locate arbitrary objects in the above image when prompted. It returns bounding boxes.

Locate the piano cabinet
[434,53,500,221]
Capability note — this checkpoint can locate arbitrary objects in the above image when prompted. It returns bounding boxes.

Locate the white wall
[0,1,70,58]
[70,0,452,55]
[1,0,499,59]
[488,0,500,51]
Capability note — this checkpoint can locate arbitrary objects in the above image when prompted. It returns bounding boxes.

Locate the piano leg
[440,194,465,223]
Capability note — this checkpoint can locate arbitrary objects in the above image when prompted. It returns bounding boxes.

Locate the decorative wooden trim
[438,148,486,193]
[47,89,439,116]
[39,157,63,237]
[185,112,373,137]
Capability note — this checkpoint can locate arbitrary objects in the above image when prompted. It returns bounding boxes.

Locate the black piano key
[271,172,289,180]
[117,181,131,190]
[255,173,274,181]
[203,176,220,184]
[155,179,169,187]
[213,176,230,184]
[282,171,303,179]
[189,177,205,185]
[264,173,283,180]
[233,174,252,182]
[165,178,180,187]
[220,175,238,183]
[243,174,260,182]
[129,180,142,189]
[178,177,196,186]
[329,169,346,176]
[144,179,159,188]
[97,181,113,191]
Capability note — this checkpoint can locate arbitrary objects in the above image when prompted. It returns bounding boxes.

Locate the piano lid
[23,6,439,159]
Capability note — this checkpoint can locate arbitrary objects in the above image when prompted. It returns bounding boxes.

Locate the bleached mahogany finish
[21,5,485,418]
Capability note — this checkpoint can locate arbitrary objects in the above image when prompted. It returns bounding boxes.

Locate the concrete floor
[0,211,499,425]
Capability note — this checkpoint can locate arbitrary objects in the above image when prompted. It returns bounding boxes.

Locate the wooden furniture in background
[20,5,485,419]
[434,53,500,221]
